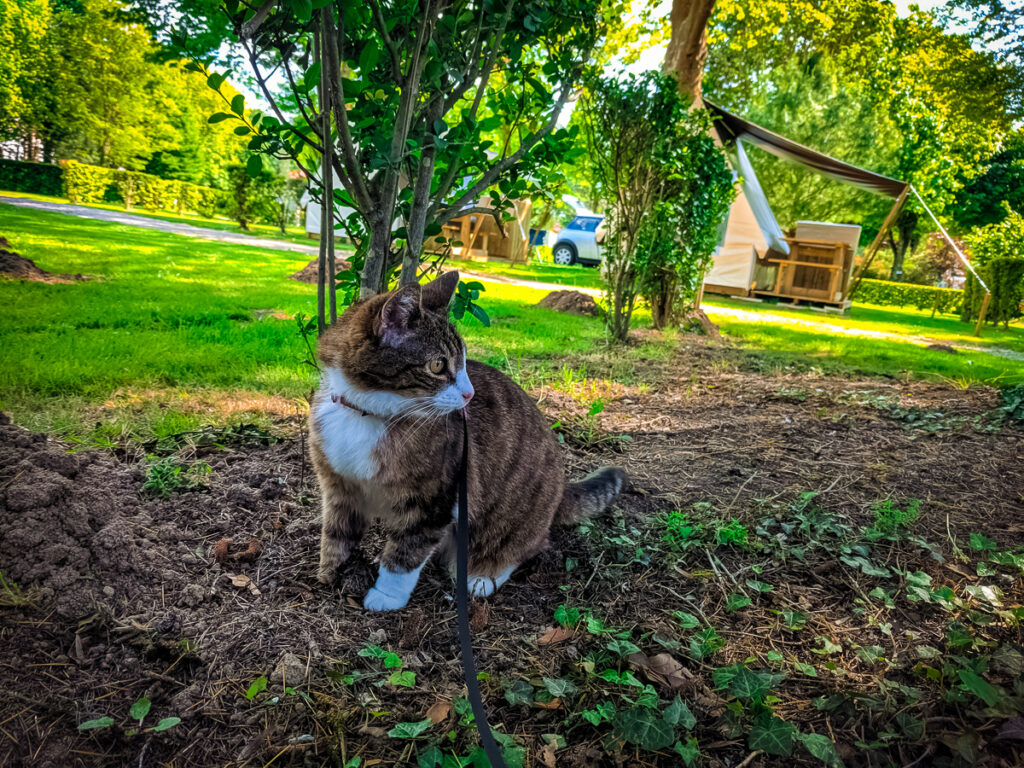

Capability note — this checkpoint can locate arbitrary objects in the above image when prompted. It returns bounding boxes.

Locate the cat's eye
[426,358,445,375]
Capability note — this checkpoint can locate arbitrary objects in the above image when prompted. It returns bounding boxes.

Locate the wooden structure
[748,222,861,307]
[434,198,533,263]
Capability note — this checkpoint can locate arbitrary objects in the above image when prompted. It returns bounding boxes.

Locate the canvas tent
[702,100,911,307]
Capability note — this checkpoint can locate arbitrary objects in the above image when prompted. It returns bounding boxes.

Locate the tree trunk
[361,218,392,299]
[662,0,716,102]
[887,210,919,282]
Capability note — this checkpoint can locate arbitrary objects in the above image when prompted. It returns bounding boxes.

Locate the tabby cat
[310,270,626,610]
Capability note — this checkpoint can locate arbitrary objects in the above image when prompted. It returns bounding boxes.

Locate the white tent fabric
[705,184,766,291]
[732,140,790,255]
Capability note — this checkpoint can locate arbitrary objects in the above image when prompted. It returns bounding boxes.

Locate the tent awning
[703,100,909,199]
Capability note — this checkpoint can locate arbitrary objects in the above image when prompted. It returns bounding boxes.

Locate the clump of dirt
[0,236,90,283]
[680,307,720,337]
[289,257,351,283]
[536,289,602,316]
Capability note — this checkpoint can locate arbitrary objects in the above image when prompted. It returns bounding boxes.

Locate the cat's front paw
[363,586,410,611]
[467,576,498,598]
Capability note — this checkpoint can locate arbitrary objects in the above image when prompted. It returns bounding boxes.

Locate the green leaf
[233,125,251,136]
[969,533,997,551]
[663,696,697,729]
[206,72,225,90]
[504,679,533,707]
[417,746,442,768]
[554,605,579,627]
[798,732,845,767]
[383,653,403,669]
[78,716,114,731]
[612,709,675,751]
[673,738,701,766]
[749,715,795,756]
[245,154,264,178]
[467,303,490,327]
[358,42,380,72]
[794,661,818,677]
[387,719,433,739]
[957,669,1001,707]
[542,677,577,698]
[726,593,752,611]
[151,717,181,732]
[289,0,312,23]
[129,698,151,722]
[244,675,267,700]
[358,644,388,659]
[606,639,642,657]
[208,112,234,124]
[389,670,416,688]
[715,665,773,702]
[746,579,774,592]
[673,611,699,629]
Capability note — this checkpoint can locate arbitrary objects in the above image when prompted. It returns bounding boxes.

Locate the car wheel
[552,243,576,265]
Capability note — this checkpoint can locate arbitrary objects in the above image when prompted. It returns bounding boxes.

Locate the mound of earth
[536,289,602,316]
[289,257,351,283]
[0,236,89,283]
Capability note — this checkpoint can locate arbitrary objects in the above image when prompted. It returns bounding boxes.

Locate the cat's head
[319,270,474,416]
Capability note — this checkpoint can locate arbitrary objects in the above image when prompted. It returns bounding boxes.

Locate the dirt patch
[0,236,91,284]
[1,341,1023,767]
[536,289,602,317]
[289,257,351,284]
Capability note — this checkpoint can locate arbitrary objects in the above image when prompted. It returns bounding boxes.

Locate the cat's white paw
[468,576,498,598]
[363,587,409,611]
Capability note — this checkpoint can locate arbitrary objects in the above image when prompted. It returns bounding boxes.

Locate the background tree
[579,71,733,340]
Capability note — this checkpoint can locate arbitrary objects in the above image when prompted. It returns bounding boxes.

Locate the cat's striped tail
[555,467,628,525]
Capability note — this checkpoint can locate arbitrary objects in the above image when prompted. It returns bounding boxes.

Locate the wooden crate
[754,237,853,305]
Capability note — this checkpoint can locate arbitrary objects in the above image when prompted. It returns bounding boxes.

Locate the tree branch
[367,0,404,84]
[238,0,277,41]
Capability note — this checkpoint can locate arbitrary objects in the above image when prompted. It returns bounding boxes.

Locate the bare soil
[0,236,90,284]
[290,258,351,284]
[1,337,1022,768]
[535,290,603,317]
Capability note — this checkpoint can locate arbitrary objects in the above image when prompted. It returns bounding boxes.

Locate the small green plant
[141,455,211,497]
[716,519,749,548]
[328,643,416,690]
[661,511,702,553]
[450,280,490,326]
[0,571,37,608]
[865,499,921,539]
[77,697,180,735]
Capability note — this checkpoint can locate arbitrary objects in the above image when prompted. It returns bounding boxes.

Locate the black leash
[456,415,507,768]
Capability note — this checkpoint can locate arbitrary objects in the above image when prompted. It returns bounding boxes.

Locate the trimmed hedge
[63,161,224,217]
[0,159,64,197]
[961,258,1024,327]
[851,278,964,315]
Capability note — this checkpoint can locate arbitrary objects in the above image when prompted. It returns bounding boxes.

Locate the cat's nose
[462,391,474,404]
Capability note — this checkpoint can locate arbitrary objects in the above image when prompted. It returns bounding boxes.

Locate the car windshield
[566,216,603,232]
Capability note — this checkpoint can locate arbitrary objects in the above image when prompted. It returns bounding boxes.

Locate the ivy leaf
[749,715,795,756]
[958,669,1001,707]
[542,677,577,698]
[244,676,267,700]
[673,738,701,766]
[504,680,533,707]
[389,670,416,688]
[673,611,699,629]
[78,716,115,731]
[969,533,997,551]
[383,653,403,669]
[612,709,675,751]
[746,579,774,592]
[663,696,696,729]
[797,732,845,767]
[726,593,752,611]
[387,719,433,739]
[129,698,151,722]
[151,717,181,732]
[358,644,388,659]
[794,661,818,677]
[606,639,642,657]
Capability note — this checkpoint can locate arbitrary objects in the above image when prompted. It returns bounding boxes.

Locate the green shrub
[0,159,64,196]
[63,160,225,215]
[961,258,1024,327]
[852,278,963,314]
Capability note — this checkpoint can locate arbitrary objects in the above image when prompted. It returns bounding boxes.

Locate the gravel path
[1,196,318,256]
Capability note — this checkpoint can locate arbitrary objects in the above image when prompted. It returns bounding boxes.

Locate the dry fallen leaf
[226,572,261,596]
[627,652,693,690]
[425,699,452,724]
[539,741,558,767]
[536,626,574,646]
[533,697,562,710]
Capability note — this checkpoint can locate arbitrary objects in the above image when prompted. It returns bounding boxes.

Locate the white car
[552,214,605,266]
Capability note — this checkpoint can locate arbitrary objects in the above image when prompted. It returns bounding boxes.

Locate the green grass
[0,203,659,444]
[447,257,602,290]
[0,189,321,246]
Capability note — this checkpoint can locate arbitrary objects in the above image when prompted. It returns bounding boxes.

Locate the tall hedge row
[851,278,964,314]
[63,161,224,217]
[0,159,65,197]
[961,258,1024,327]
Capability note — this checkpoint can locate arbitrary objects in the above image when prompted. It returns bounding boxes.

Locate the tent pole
[974,292,992,336]
[848,186,909,297]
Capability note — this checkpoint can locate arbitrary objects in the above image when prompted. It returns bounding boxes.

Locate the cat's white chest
[314,397,386,480]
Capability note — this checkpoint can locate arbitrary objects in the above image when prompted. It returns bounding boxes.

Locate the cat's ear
[421,270,460,313]
[378,284,421,347]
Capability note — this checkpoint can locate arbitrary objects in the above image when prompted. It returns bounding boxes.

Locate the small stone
[272,652,307,688]
[102,586,115,597]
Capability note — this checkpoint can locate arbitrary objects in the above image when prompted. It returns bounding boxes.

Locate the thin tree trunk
[362,218,392,298]
[316,29,328,335]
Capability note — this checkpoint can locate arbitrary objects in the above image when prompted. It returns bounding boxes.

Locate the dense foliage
[578,71,733,340]
[63,160,224,216]
[852,278,964,315]
[0,159,64,197]
[961,259,1024,327]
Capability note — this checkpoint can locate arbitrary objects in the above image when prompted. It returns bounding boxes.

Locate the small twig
[137,737,151,768]
[736,749,763,768]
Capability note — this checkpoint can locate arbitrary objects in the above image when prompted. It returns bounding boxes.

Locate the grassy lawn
[0,203,662,444]
[0,189,320,246]
[448,256,603,290]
